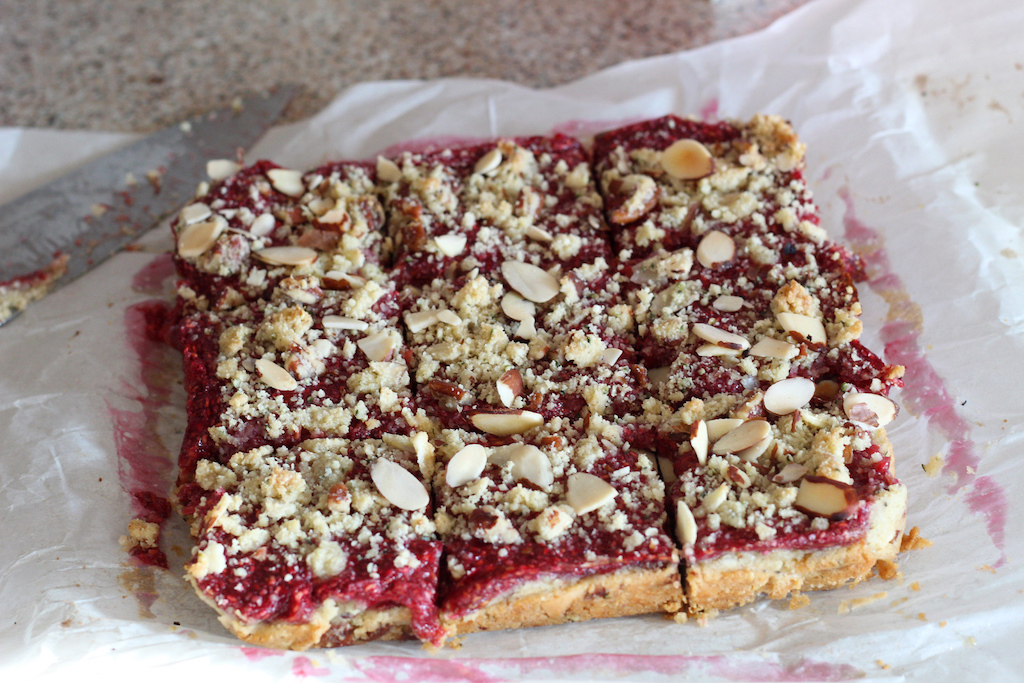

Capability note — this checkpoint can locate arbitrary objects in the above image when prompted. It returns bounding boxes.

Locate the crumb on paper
[876,660,891,670]
[91,203,110,217]
[124,172,138,187]
[911,581,921,591]
[940,620,947,627]
[966,636,977,647]
[917,612,927,621]
[978,564,996,574]
[672,611,688,623]
[922,453,944,476]
[838,592,888,614]
[789,593,810,610]
[232,96,244,113]
[179,121,193,133]
[901,526,932,551]
[118,518,160,552]
[877,559,901,580]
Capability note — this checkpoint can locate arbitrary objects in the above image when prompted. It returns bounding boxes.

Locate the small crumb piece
[922,453,944,476]
[911,581,921,591]
[876,660,891,671]
[917,612,927,621]
[789,593,810,610]
[901,526,933,551]
[940,621,947,627]
[672,611,688,624]
[978,565,997,574]
[839,592,887,614]
[118,518,159,552]
[877,560,901,580]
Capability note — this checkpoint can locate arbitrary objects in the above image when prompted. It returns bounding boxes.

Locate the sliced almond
[357,331,396,362]
[266,168,306,197]
[434,234,467,258]
[706,418,745,442]
[657,455,678,484]
[501,260,560,303]
[404,309,440,333]
[696,343,743,358]
[371,458,429,511]
[566,473,617,514]
[726,465,752,488]
[177,217,226,258]
[773,463,809,484]
[283,287,319,305]
[511,444,554,488]
[661,139,715,180]
[250,212,277,237]
[843,393,897,429]
[763,376,816,416]
[501,292,536,321]
[445,444,488,488]
[376,156,402,183]
[696,230,735,269]
[515,316,537,341]
[323,316,368,331]
[470,410,544,436]
[776,311,827,345]
[676,500,697,545]
[496,369,524,408]
[601,348,623,365]
[814,380,841,402]
[702,482,730,513]
[690,419,709,465]
[712,295,744,312]
[179,202,212,225]
[254,358,298,392]
[712,419,772,455]
[323,271,366,290]
[749,337,799,360]
[436,309,462,326]
[794,475,858,520]
[734,436,772,463]
[526,225,553,242]
[692,322,749,351]
[255,245,319,267]
[206,159,241,181]
[474,148,503,175]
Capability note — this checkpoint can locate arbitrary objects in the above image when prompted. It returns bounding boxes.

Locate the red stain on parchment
[839,187,1007,566]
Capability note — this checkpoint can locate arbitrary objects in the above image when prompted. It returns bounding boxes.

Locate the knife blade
[0,85,298,326]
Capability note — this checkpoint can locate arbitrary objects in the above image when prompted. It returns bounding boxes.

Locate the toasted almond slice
[254,358,298,391]
[510,444,554,488]
[526,225,553,242]
[601,348,623,365]
[266,168,305,197]
[734,435,772,462]
[501,260,560,303]
[322,315,368,331]
[696,230,735,269]
[357,331,396,362]
[179,202,212,225]
[712,419,772,455]
[514,316,537,341]
[763,376,816,415]
[776,311,827,345]
[501,292,536,321]
[749,337,799,360]
[843,392,897,428]
[814,379,841,402]
[696,343,744,358]
[436,309,462,326]
[712,295,744,312]
[794,475,858,520]
[727,465,752,488]
[445,444,488,488]
[283,287,319,305]
[255,245,319,266]
[376,156,402,183]
[773,463,809,484]
[474,148,503,175]
[206,159,241,181]
[371,458,429,510]
[177,217,226,258]
[404,309,440,333]
[690,419,709,465]
[702,482,730,513]
[676,500,697,545]
[434,233,467,257]
[661,139,715,180]
[647,366,673,386]
[322,270,366,290]
[692,322,750,350]
[567,472,617,514]
[250,212,277,237]
[471,410,544,436]
[496,369,524,408]
[706,418,745,442]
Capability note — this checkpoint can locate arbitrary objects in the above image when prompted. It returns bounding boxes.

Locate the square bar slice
[184,437,444,648]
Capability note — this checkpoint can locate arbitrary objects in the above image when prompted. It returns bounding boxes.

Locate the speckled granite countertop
[2,0,810,132]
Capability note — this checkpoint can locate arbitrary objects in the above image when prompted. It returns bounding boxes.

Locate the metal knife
[0,85,298,326]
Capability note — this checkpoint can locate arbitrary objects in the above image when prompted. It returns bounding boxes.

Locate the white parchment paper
[2,0,1023,680]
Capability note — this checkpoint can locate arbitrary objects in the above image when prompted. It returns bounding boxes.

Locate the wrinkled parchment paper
[2,0,1023,679]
